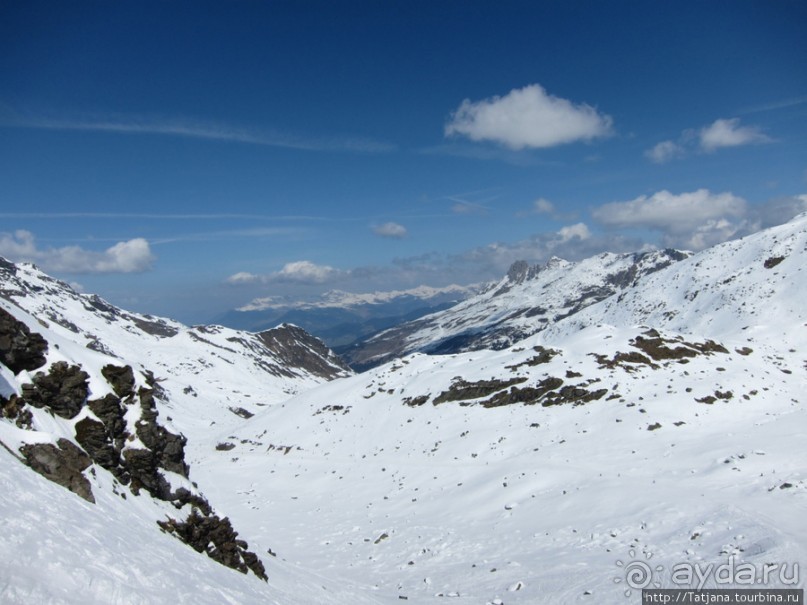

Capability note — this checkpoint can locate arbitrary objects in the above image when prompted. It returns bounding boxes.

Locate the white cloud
[593,189,747,231]
[372,222,408,238]
[448,226,645,279]
[226,260,344,286]
[445,84,613,150]
[699,118,771,151]
[557,223,591,242]
[276,261,341,283]
[0,230,155,273]
[517,197,578,221]
[646,118,770,162]
[533,198,555,214]
[225,271,263,285]
[592,189,750,250]
[749,194,807,228]
[645,140,685,164]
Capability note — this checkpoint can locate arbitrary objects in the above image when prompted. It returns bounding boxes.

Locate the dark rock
[171,488,213,515]
[158,509,267,580]
[506,260,531,285]
[402,395,430,407]
[0,307,48,373]
[123,447,171,499]
[75,417,121,471]
[20,438,95,503]
[481,377,564,407]
[505,346,560,370]
[541,384,609,407]
[228,406,254,419]
[1,393,29,427]
[433,376,528,405]
[21,361,89,419]
[251,324,352,380]
[764,256,785,269]
[101,364,135,398]
[135,388,188,477]
[88,394,127,442]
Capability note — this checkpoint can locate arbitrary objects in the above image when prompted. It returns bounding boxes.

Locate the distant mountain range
[214,283,481,349]
[340,248,690,370]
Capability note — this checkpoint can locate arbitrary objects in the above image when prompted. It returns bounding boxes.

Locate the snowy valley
[1,214,806,604]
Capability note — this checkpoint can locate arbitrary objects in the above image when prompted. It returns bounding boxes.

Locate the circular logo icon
[614,549,664,597]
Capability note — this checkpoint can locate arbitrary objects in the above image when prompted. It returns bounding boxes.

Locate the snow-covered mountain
[1,213,806,603]
[215,283,480,349]
[0,260,367,603]
[0,258,351,435]
[196,214,807,602]
[341,248,689,370]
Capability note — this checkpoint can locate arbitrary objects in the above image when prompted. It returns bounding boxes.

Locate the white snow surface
[2,214,807,603]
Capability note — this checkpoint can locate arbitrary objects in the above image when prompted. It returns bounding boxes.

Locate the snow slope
[342,249,688,370]
[0,259,351,451]
[543,211,807,347]
[196,214,807,602]
[200,324,806,602]
[0,259,389,603]
[0,444,380,605]
[2,214,806,604]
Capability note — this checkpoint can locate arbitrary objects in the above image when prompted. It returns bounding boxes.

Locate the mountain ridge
[341,247,690,370]
[1,213,805,603]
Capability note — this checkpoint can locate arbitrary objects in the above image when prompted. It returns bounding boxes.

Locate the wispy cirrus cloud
[4,112,396,153]
[0,230,155,273]
[737,95,807,115]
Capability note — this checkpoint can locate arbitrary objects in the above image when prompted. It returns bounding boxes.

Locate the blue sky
[1,1,806,323]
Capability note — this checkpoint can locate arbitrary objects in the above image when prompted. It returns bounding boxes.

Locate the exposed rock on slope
[0,306,48,373]
[0,304,268,580]
[0,259,356,586]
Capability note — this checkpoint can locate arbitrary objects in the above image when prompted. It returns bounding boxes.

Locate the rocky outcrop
[254,324,352,380]
[101,364,135,398]
[135,387,188,478]
[1,393,33,429]
[0,307,48,374]
[75,417,122,474]
[158,509,267,580]
[21,361,89,419]
[88,393,128,444]
[20,438,95,503]
[0,296,271,582]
